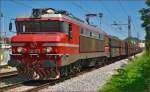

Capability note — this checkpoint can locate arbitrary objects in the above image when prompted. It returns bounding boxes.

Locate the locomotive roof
[16,13,107,35]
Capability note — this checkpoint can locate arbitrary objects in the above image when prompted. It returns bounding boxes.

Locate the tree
[139,1,150,54]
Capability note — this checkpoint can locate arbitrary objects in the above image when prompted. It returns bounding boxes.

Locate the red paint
[12,33,64,42]
[10,13,110,80]
[104,47,109,54]
[16,17,106,35]
[12,16,107,67]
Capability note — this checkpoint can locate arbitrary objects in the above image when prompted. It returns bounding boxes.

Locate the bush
[100,53,150,92]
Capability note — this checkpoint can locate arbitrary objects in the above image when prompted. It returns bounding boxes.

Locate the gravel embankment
[41,60,126,92]
[41,53,143,92]
[0,53,143,92]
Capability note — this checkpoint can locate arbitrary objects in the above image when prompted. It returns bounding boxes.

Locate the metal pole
[137,32,139,45]
[98,13,103,28]
[111,16,132,42]
[128,16,131,42]
[0,12,2,39]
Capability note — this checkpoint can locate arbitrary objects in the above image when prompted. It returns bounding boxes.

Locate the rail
[0,82,25,91]
[0,71,18,79]
[23,83,50,92]
[0,65,9,69]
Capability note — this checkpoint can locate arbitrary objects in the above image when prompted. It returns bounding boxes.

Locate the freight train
[8,8,142,80]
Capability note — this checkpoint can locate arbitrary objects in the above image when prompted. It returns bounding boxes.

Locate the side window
[93,33,97,39]
[101,35,104,40]
[80,28,84,34]
[87,30,90,37]
[69,24,72,32]
[96,33,99,39]
[99,34,101,39]
[62,22,69,34]
[90,32,92,37]
[85,29,88,36]
[68,24,73,40]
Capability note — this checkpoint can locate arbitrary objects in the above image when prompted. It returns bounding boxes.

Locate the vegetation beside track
[100,53,150,92]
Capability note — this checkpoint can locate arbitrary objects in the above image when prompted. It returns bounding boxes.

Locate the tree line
[140,1,150,54]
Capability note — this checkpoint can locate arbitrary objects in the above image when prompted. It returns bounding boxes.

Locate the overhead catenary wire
[118,0,137,36]
[71,2,91,14]
[97,1,131,38]
[71,1,126,38]
[1,15,15,19]
[97,1,127,37]
[81,1,126,37]
[76,1,103,28]
[6,0,133,39]
[71,2,100,27]
[1,0,32,19]
[71,2,101,26]
[10,0,33,9]
[100,1,120,23]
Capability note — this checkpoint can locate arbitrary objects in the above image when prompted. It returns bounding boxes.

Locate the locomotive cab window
[16,20,69,34]
[62,22,69,34]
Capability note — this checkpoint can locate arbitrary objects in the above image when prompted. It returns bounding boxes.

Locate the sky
[0,0,148,40]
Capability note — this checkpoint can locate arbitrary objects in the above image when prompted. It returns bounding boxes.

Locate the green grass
[100,53,150,92]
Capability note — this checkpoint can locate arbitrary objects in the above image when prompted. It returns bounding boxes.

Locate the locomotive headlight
[45,47,52,53]
[17,47,23,53]
[17,47,26,53]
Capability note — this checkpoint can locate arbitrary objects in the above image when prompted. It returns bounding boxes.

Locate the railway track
[0,80,53,92]
[0,71,18,79]
[0,65,9,69]
[0,57,130,92]
[0,67,95,92]
[23,82,51,92]
[0,82,25,91]
[23,67,97,92]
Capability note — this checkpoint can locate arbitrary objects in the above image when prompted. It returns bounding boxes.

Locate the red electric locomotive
[8,8,142,80]
[8,8,109,80]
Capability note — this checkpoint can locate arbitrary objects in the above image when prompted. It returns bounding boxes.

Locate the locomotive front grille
[29,49,40,53]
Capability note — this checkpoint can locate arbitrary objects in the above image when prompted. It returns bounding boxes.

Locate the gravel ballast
[41,59,130,92]
[1,53,142,92]
[41,53,143,92]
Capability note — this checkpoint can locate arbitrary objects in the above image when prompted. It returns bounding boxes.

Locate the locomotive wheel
[74,61,81,73]
[46,68,60,80]
[69,64,75,75]
[60,66,69,77]
[17,66,23,74]
[95,57,105,68]
[60,61,82,77]
[104,57,109,65]
[17,65,27,76]
[95,61,102,69]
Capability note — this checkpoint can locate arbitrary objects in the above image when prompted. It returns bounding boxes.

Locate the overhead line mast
[112,16,132,42]
[98,1,128,37]
[118,0,137,39]
[0,12,3,39]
